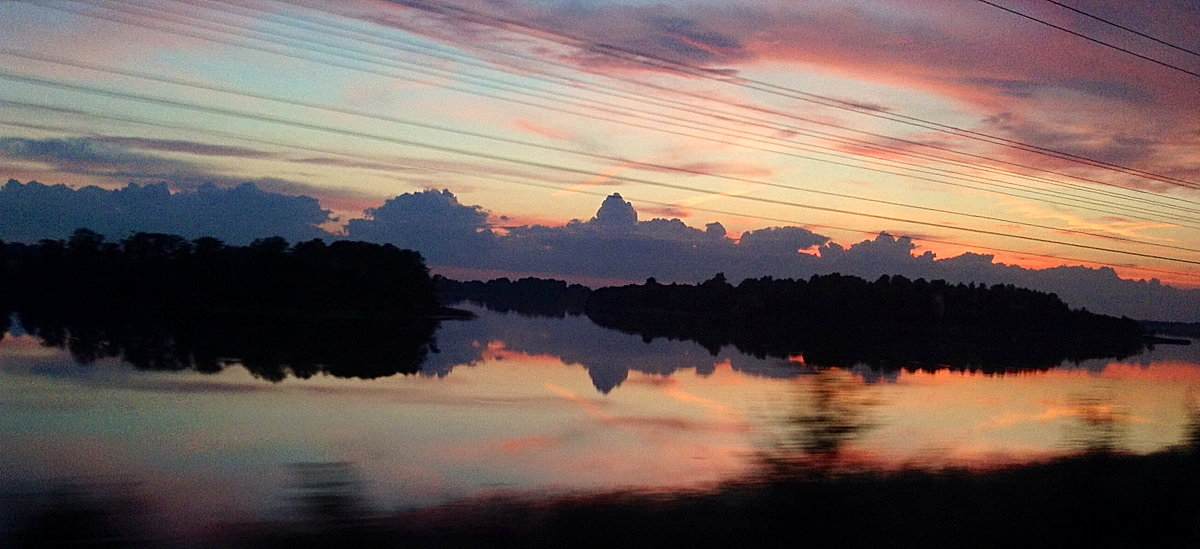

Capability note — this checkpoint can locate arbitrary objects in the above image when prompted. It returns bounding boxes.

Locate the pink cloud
[363,0,1198,191]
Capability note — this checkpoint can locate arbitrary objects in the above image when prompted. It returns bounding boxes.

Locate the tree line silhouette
[0,229,452,380]
[0,231,1156,375]
[585,273,1149,371]
[0,228,443,316]
[435,276,590,317]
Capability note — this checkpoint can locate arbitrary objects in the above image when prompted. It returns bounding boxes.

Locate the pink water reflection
[2,323,1197,539]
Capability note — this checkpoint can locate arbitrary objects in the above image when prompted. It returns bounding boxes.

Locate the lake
[1,304,1197,544]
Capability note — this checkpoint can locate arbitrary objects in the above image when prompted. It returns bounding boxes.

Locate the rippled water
[1,305,1197,541]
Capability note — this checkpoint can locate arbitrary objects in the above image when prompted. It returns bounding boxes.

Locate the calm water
[2,305,1197,540]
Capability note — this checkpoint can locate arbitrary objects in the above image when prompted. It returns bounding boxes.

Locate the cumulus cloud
[346,190,1200,321]
[738,226,830,255]
[0,179,331,244]
[3,178,1196,320]
[345,189,499,265]
[592,192,639,230]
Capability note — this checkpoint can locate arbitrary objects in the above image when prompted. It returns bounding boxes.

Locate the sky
[0,0,1198,316]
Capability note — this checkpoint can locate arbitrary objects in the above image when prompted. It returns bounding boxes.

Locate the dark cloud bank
[0,179,328,244]
[1,180,1196,321]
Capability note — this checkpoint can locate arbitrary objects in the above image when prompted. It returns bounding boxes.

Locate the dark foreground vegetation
[10,443,1199,548]
[586,273,1149,372]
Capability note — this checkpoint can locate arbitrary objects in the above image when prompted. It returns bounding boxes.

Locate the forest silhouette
[585,273,1149,372]
[3,232,1197,548]
[0,229,450,380]
[0,230,1158,377]
[0,228,443,316]
[435,276,590,317]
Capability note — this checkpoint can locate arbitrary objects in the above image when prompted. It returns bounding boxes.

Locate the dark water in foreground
[1,305,1197,545]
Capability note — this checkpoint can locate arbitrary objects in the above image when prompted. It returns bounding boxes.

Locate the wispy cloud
[511,119,575,141]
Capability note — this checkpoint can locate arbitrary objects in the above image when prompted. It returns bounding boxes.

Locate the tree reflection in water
[763,369,882,473]
[3,309,1199,546]
[1185,387,1200,452]
[287,462,372,526]
[1063,388,1130,455]
[7,307,442,381]
[8,480,153,548]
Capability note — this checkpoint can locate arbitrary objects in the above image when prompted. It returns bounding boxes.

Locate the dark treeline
[435,276,591,318]
[0,229,451,380]
[0,228,443,316]
[586,273,1147,371]
[0,231,1155,375]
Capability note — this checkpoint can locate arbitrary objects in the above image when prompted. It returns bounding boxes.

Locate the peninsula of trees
[585,273,1149,370]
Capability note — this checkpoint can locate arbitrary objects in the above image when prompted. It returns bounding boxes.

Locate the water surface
[2,306,1197,540]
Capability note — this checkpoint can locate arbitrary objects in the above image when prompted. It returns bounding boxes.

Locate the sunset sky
[1,0,1198,287]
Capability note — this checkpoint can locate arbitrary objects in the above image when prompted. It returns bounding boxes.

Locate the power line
[5,99,1195,283]
[501,181,1200,282]
[21,0,1200,231]
[4,2,1195,266]
[219,0,1200,216]
[8,48,1200,253]
[385,0,1200,190]
[2,70,1198,268]
[976,0,1200,79]
[1038,0,1200,58]
[18,0,1200,228]
[261,0,1197,212]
